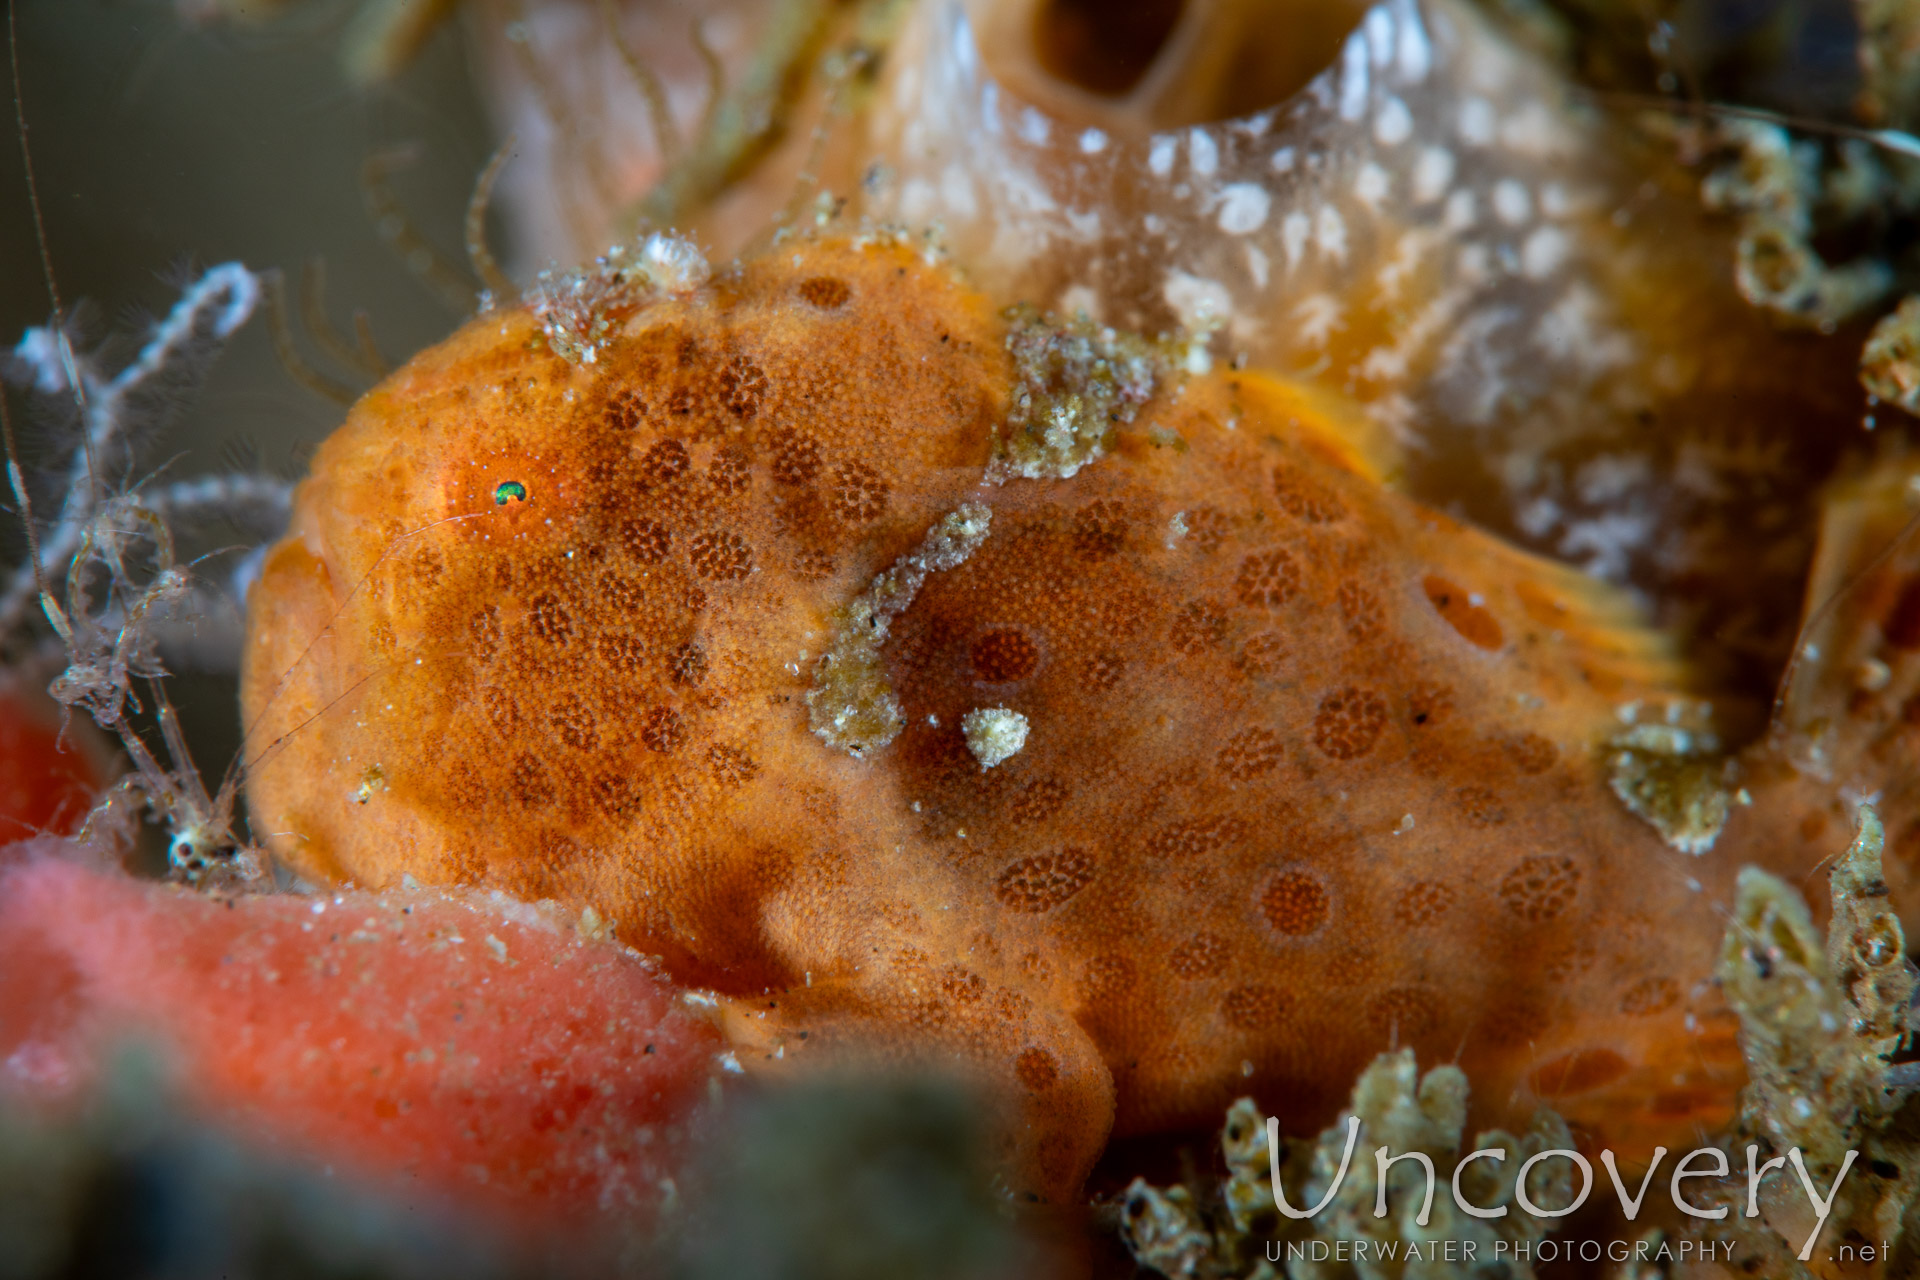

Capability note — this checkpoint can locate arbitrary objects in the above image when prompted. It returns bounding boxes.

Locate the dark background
[0,0,499,782]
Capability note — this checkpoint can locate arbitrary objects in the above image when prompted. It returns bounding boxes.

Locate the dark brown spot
[1457,785,1508,828]
[1366,986,1438,1037]
[481,686,522,735]
[669,642,708,686]
[1272,462,1344,523]
[1619,976,1681,1016]
[640,706,685,754]
[529,593,574,645]
[1168,933,1229,979]
[709,448,751,494]
[1336,581,1384,643]
[468,607,502,662]
[640,439,690,485]
[993,849,1095,913]
[1499,854,1583,923]
[509,753,555,808]
[1009,777,1070,823]
[1313,687,1387,760]
[827,462,889,525]
[1072,499,1130,558]
[1223,984,1292,1030]
[619,517,672,563]
[1235,549,1302,607]
[1085,651,1125,691]
[1170,599,1228,654]
[605,388,645,431]
[688,530,754,580]
[1218,728,1283,780]
[769,429,822,486]
[1146,816,1246,859]
[1393,880,1454,926]
[797,276,851,309]
[972,629,1041,682]
[592,771,643,819]
[549,694,600,751]
[708,743,759,787]
[719,355,769,418]
[1261,870,1330,935]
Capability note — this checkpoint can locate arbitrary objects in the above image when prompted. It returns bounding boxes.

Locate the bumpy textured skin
[244,236,1802,1199]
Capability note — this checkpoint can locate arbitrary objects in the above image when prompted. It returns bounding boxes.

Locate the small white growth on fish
[1166,511,1190,549]
[528,232,708,365]
[962,707,1029,770]
[807,505,994,756]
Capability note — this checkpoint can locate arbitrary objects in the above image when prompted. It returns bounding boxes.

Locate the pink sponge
[0,845,723,1224]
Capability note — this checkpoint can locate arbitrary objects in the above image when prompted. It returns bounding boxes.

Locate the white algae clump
[808,504,993,756]
[960,707,1028,770]
[529,232,711,365]
[989,306,1156,482]
[1119,1051,1574,1279]
[1703,806,1920,1272]
[1700,120,1894,330]
[1862,294,1920,417]
[1606,706,1732,855]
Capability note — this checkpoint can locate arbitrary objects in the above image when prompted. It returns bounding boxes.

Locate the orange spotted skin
[243,236,1798,1197]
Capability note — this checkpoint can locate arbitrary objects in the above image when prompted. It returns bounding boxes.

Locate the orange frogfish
[242,226,1913,1201]
[237,0,1920,1205]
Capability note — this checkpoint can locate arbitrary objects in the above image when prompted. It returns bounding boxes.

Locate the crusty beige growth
[1606,708,1732,856]
[989,306,1155,482]
[807,503,992,757]
[1862,293,1920,415]
[1121,1053,1577,1280]
[960,706,1027,770]
[1701,807,1920,1268]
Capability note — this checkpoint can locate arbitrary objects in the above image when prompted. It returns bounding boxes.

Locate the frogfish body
[241,234,1841,1199]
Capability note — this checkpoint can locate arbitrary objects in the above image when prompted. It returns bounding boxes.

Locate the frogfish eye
[494,480,528,506]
